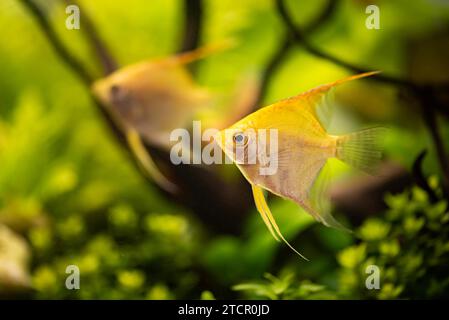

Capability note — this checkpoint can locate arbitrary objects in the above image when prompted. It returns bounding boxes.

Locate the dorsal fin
[282,71,380,129]
[155,39,237,67]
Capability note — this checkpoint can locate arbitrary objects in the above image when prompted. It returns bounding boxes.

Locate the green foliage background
[0,0,449,299]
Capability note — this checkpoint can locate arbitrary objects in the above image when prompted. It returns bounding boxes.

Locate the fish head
[91,63,149,119]
[214,107,282,184]
[214,117,262,165]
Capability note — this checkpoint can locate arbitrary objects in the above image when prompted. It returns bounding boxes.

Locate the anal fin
[304,161,351,232]
[251,185,308,260]
[127,129,178,193]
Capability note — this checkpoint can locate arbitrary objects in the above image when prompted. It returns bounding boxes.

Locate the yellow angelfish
[214,72,385,259]
[92,41,237,193]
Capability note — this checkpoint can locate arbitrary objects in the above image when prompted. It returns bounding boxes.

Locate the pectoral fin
[251,185,308,260]
[127,129,178,193]
[301,161,351,232]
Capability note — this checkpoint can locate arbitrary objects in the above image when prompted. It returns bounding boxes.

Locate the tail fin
[336,127,386,174]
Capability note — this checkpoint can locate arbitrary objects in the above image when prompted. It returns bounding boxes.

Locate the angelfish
[92,42,234,193]
[214,72,385,259]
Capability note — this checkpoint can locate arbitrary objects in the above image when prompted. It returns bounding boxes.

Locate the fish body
[92,52,211,148]
[226,98,336,200]
[91,42,234,193]
[214,72,384,258]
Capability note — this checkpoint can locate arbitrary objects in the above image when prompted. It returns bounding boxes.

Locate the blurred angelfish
[214,72,385,259]
[92,41,235,193]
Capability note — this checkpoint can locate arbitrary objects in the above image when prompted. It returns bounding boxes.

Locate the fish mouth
[91,79,108,103]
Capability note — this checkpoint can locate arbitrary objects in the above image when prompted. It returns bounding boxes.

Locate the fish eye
[110,85,120,96]
[109,84,130,105]
[233,132,248,145]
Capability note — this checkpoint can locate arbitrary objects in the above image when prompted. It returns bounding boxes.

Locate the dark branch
[412,150,439,202]
[19,0,125,141]
[255,34,293,107]
[304,0,340,32]
[275,0,419,88]
[19,0,93,86]
[417,90,449,197]
[179,0,203,53]
[65,0,118,74]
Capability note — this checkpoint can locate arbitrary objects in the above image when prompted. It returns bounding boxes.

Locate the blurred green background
[1,0,449,299]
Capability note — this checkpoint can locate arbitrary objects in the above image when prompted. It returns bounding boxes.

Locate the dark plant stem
[412,150,439,202]
[275,0,418,88]
[19,0,125,141]
[417,91,449,197]
[255,0,341,109]
[179,0,203,53]
[255,34,293,107]
[304,0,340,32]
[19,0,93,86]
[64,0,118,75]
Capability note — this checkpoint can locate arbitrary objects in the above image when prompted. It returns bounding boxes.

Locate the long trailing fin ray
[252,185,280,242]
[302,71,381,103]
[157,39,237,67]
[252,185,309,261]
[127,129,178,193]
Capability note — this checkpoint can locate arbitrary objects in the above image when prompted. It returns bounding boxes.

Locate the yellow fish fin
[303,199,351,232]
[252,184,280,242]
[304,161,352,232]
[251,185,309,261]
[126,129,178,193]
[336,127,386,175]
[164,39,237,66]
[284,71,380,129]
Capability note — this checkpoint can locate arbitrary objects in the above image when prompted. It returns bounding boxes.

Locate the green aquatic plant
[337,177,449,299]
[233,177,449,300]
[233,272,336,300]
